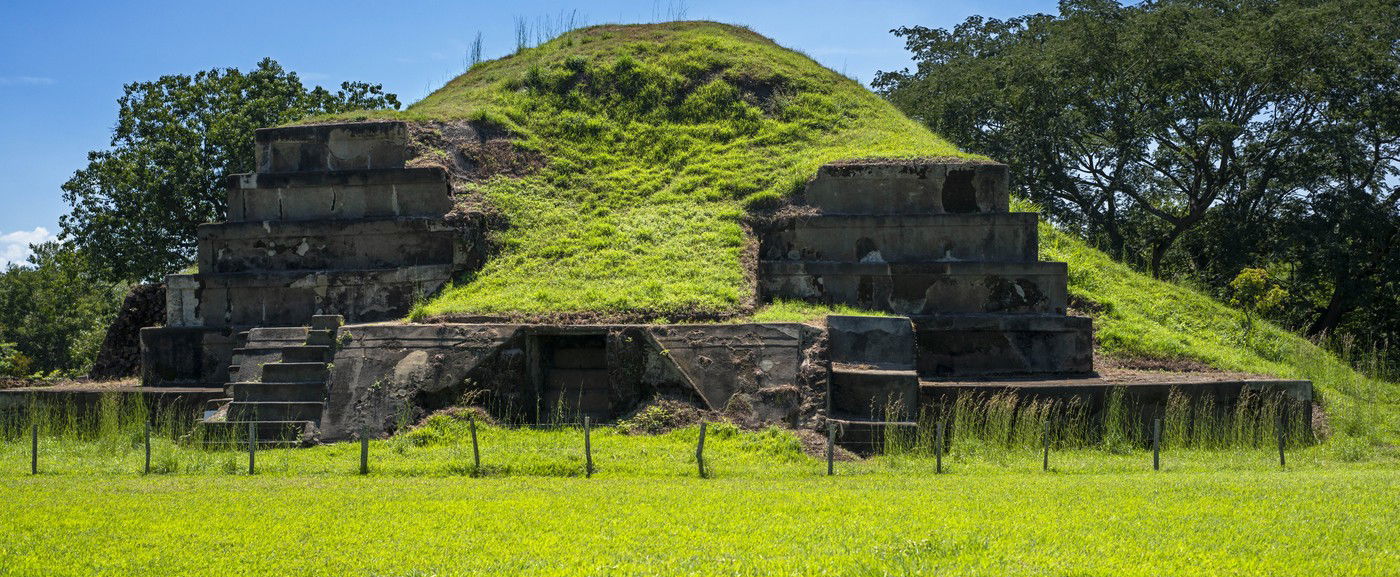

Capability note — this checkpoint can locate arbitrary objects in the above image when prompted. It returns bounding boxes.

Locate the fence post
[696,421,708,479]
[826,421,835,476]
[360,425,369,475]
[470,416,480,474]
[1042,418,1050,472]
[584,416,593,478]
[144,421,151,475]
[30,422,38,475]
[1152,418,1161,472]
[248,421,257,475]
[935,420,944,474]
[1277,409,1286,469]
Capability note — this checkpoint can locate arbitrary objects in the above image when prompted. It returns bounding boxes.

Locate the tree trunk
[1306,278,1351,338]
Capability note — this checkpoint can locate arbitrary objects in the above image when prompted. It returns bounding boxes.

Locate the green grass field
[1,421,1397,576]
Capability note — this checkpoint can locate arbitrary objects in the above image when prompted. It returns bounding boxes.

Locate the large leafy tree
[875,0,1399,366]
[60,58,400,282]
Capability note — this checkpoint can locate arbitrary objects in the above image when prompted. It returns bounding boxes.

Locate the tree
[875,0,1400,368]
[0,242,124,377]
[60,58,400,282]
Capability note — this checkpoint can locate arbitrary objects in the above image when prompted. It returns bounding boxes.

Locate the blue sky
[0,0,1058,266]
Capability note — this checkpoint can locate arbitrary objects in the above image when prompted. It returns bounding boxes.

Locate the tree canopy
[875,0,1399,364]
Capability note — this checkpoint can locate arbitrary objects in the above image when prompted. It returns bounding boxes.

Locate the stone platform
[123,122,1311,445]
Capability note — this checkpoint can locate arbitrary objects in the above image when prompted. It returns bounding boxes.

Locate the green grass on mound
[321,22,972,318]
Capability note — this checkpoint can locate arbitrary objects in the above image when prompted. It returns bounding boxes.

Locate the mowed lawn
[1,465,1396,576]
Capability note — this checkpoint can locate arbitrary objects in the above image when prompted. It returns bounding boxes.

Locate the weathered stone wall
[314,322,818,439]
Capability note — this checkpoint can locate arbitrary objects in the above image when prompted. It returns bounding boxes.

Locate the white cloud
[0,227,55,267]
[0,76,56,86]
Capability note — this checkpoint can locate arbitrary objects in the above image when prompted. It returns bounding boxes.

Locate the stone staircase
[145,120,466,387]
[759,160,1094,421]
[202,315,342,444]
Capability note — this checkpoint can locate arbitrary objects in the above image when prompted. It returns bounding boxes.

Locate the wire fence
[2,388,1311,478]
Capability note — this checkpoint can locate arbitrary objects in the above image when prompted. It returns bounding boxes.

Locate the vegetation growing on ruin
[312,22,1398,443]
[317,21,973,319]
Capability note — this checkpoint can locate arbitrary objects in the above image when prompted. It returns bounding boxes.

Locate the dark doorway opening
[535,334,611,422]
[942,169,978,213]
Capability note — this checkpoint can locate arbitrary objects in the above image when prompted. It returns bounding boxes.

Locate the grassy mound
[317,21,1396,442]
[321,21,972,319]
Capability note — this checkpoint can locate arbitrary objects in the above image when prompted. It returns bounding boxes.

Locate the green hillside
[318,21,1396,444]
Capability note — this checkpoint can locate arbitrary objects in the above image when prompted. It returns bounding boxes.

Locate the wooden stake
[584,416,593,478]
[696,421,708,478]
[360,426,369,475]
[1277,410,1286,469]
[1042,418,1050,472]
[935,420,944,474]
[826,421,835,476]
[1152,418,1161,471]
[470,416,480,473]
[144,421,151,475]
[248,421,256,475]
[30,422,38,475]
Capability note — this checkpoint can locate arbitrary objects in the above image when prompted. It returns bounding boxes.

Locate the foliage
[1039,214,1398,442]
[0,242,123,376]
[875,0,1400,368]
[1230,268,1289,342]
[59,58,400,282]
[0,341,24,377]
[316,22,973,318]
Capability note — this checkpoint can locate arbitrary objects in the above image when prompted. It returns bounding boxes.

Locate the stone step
[245,327,310,343]
[165,265,453,327]
[911,314,1093,377]
[825,315,916,369]
[759,261,1068,315]
[197,217,459,273]
[762,213,1038,263]
[829,364,920,420]
[229,381,326,402]
[309,314,345,331]
[226,168,451,222]
[227,401,325,422]
[227,328,310,383]
[256,121,409,173]
[199,419,314,445]
[260,362,328,383]
[306,330,336,347]
[281,345,333,363]
[804,161,1009,215]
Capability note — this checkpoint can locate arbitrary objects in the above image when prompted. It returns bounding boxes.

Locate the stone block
[165,274,201,326]
[321,323,518,439]
[912,314,1093,377]
[825,315,916,369]
[140,326,238,386]
[225,168,452,222]
[828,367,919,420]
[191,265,454,327]
[759,261,1069,315]
[255,122,409,173]
[648,323,810,412]
[197,217,458,273]
[760,213,1038,263]
[805,161,1009,215]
